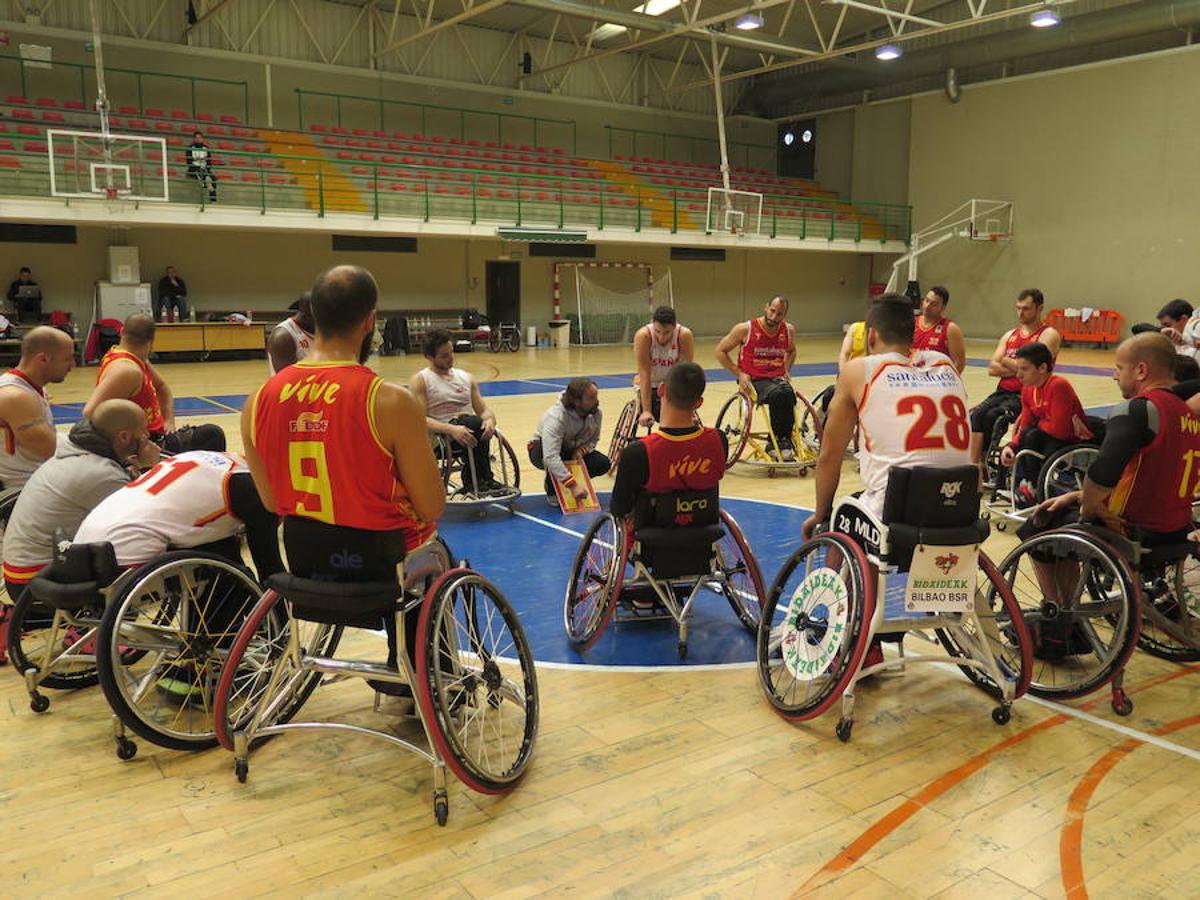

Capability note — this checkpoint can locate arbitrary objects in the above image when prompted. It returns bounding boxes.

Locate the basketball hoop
[103,185,120,200]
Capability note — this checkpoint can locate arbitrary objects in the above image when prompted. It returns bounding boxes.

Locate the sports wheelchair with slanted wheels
[715,383,822,477]
[433,428,522,514]
[756,466,1033,741]
[996,523,1200,716]
[212,524,538,827]
[606,379,703,482]
[7,541,263,760]
[564,503,764,658]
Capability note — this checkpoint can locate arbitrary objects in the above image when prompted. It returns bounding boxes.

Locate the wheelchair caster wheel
[991,706,1011,726]
[30,693,49,713]
[766,468,777,478]
[835,719,853,742]
[235,759,249,783]
[115,737,137,761]
[981,511,991,521]
[995,521,1007,532]
[1111,691,1134,717]
[434,798,449,827]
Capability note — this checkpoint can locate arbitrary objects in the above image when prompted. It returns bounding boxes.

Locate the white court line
[517,378,569,390]
[502,505,587,539]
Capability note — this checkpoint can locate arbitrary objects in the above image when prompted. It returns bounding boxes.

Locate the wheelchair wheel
[934,552,1034,700]
[564,513,627,649]
[1038,444,1099,502]
[416,568,538,793]
[96,552,263,751]
[6,586,103,690]
[995,529,1141,700]
[983,408,1017,487]
[794,391,824,465]
[505,328,521,352]
[715,509,765,633]
[488,329,503,352]
[1136,555,1200,662]
[756,532,875,720]
[211,587,344,751]
[441,432,521,500]
[606,399,640,479]
[715,393,751,468]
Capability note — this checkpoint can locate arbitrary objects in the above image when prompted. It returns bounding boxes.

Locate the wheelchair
[714,383,822,477]
[563,505,764,658]
[211,528,539,827]
[982,424,1103,532]
[606,382,702,481]
[433,428,521,514]
[6,541,262,760]
[756,466,1033,741]
[996,523,1200,716]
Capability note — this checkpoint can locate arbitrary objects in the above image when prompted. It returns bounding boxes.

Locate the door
[486,260,521,325]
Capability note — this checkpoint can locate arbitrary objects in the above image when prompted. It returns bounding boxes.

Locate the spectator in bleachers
[6,267,42,324]
[156,266,189,322]
[187,131,217,202]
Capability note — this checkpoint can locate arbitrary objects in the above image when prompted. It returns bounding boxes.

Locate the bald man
[0,327,75,489]
[85,313,225,453]
[0,399,157,661]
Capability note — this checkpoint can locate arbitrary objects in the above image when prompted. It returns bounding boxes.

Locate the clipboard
[552,459,601,514]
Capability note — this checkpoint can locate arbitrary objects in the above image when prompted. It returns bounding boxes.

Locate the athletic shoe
[156,674,206,706]
[1014,481,1038,509]
[861,640,885,672]
[545,492,560,509]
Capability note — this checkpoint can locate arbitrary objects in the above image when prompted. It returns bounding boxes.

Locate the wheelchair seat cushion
[28,542,120,609]
[636,523,725,579]
[266,572,404,626]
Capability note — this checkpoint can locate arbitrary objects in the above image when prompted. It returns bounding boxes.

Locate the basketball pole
[709,36,733,196]
[88,0,115,190]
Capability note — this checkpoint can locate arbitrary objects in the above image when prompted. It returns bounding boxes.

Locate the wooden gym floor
[3,337,1198,898]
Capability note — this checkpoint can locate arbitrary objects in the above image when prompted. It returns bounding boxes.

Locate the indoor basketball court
[2,1,1199,897]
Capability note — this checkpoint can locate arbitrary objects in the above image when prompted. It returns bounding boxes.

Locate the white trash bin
[526,325,538,347]
[548,319,570,348]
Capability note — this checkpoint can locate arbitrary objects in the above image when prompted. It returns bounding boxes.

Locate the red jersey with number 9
[856,350,971,517]
[251,360,430,540]
[737,317,791,380]
[1108,388,1200,533]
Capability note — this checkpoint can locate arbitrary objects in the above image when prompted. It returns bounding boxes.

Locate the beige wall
[907,47,1200,339]
[4,226,873,337]
[851,100,910,207]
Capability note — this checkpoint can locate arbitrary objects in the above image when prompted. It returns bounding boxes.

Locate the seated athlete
[74,450,284,579]
[529,378,609,508]
[1024,334,1200,603]
[0,327,75,490]
[242,264,444,697]
[0,400,156,662]
[837,320,867,372]
[715,296,798,457]
[806,293,971,669]
[999,342,1093,507]
[611,362,727,523]
[409,329,501,493]
[912,285,967,373]
[267,294,315,374]
[969,288,1062,479]
[634,305,694,427]
[85,313,226,454]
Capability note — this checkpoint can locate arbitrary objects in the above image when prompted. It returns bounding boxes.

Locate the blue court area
[47,357,1120,425]
[437,492,806,668]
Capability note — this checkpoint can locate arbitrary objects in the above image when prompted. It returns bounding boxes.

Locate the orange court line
[1059,712,1200,900]
[793,663,1200,896]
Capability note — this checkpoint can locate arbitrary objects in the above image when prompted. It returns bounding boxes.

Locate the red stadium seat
[336,151,353,159]
[10,109,33,120]
[0,156,19,168]
[23,142,47,152]
[34,97,57,108]
[144,107,165,117]
[310,123,327,132]
[196,112,214,122]
[16,124,38,136]
[63,100,86,111]
[117,105,138,115]
[155,122,173,131]
[331,127,348,135]
[220,115,239,124]
[232,128,254,138]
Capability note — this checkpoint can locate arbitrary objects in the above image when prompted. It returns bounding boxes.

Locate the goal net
[706,187,763,236]
[571,263,673,345]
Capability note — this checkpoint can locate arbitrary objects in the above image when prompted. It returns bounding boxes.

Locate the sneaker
[545,492,560,509]
[1014,481,1037,509]
[861,640,884,672]
[156,674,205,705]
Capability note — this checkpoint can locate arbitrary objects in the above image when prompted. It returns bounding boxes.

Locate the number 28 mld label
[903,545,978,614]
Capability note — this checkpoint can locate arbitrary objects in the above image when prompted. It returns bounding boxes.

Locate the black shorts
[1017,506,1193,556]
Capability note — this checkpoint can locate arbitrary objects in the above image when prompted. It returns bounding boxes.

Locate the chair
[432,428,522,512]
[714,383,823,476]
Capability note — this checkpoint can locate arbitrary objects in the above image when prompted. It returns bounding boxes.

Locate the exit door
[486,260,521,325]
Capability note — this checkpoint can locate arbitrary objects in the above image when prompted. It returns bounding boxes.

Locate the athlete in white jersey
[74,450,284,576]
[805,293,970,539]
[0,327,75,490]
[409,328,500,491]
[634,305,694,426]
[267,295,315,374]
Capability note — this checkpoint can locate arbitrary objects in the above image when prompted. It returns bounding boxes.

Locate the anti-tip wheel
[116,737,138,761]
[30,694,49,713]
[991,706,1011,726]
[835,719,853,742]
[235,759,249,784]
[435,798,449,827]
[996,521,1008,532]
[1111,691,1134,717]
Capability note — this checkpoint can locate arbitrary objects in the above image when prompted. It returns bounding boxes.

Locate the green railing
[0,55,250,122]
[295,89,577,156]
[0,145,910,243]
[605,125,776,172]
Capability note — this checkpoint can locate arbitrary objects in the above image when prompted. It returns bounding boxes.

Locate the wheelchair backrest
[883,465,981,529]
[28,541,121,609]
[636,487,720,530]
[281,516,407,582]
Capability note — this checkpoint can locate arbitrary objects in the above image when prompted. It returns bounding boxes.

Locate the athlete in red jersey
[911,285,966,372]
[611,362,727,527]
[716,296,798,454]
[85,313,226,453]
[969,289,1062,477]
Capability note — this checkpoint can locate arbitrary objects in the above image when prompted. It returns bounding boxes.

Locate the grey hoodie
[2,421,134,576]
[530,399,603,484]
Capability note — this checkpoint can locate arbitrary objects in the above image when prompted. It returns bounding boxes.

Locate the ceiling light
[783,130,795,146]
[1029,6,1061,27]
[735,12,764,30]
[588,0,681,41]
[875,43,902,61]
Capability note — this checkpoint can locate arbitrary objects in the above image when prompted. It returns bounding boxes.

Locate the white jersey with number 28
[856,350,970,516]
